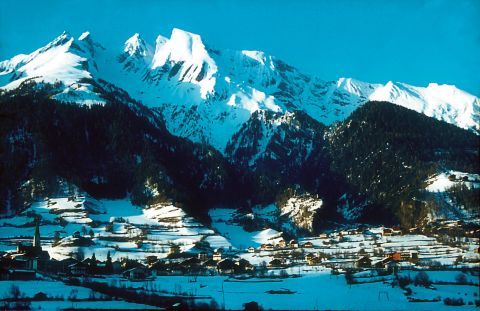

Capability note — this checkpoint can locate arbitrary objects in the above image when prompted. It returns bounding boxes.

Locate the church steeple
[33,220,41,249]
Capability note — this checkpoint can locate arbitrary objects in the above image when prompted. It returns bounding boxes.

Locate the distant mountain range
[1,29,478,153]
[0,28,478,230]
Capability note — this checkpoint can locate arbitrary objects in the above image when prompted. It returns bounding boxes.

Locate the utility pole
[222,279,225,310]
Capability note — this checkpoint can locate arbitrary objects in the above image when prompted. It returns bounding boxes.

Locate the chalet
[121,258,144,270]
[373,257,399,273]
[203,259,218,269]
[261,243,274,251]
[277,239,286,249]
[247,246,256,253]
[0,257,36,280]
[289,240,299,248]
[389,251,418,263]
[302,241,314,248]
[382,228,393,236]
[57,258,78,274]
[372,257,392,269]
[268,258,284,267]
[400,252,411,261]
[305,253,315,265]
[410,251,419,263]
[217,259,236,274]
[318,233,328,239]
[123,266,150,281]
[373,257,391,269]
[356,226,368,234]
[356,256,372,268]
[236,259,255,273]
[198,252,209,261]
[392,228,403,236]
[6,269,36,280]
[213,251,222,261]
[274,251,290,259]
[9,254,37,270]
[69,261,88,276]
[389,252,401,261]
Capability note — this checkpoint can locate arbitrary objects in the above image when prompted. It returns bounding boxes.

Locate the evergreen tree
[105,251,113,274]
[53,231,61,246]
[89,253,97,274]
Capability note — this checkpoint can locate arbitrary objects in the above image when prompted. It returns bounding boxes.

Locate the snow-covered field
[425,171,480,193]
[423,170,480,220]
[88,269,479,310]
[209,208,282,250]
[0,280,162,310]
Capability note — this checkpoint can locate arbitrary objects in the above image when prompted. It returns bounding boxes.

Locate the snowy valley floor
[0,194,479,310]
[0,269,478,310]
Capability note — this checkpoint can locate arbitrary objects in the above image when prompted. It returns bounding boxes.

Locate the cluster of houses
[2,221,476,283]
[251,239,313,253]
[94,249,257,280]
[0,223,260,281]
[303,247,420,273]
[240,227,425,273]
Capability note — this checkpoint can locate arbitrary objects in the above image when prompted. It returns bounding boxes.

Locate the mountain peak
[124,33,149,57]
[241,50,267,65]
[150,28,217,98]
[171,27,203,43]
[152,28,214,67]
[426,82,459,93]
[57,30,72,40]
[74,31,105,57]
[46,31,73,49]
[170,28,209,62]
[78,31,91,41]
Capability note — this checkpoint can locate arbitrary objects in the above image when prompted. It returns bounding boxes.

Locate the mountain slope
[0,84,254,217]
[321,101,479,226]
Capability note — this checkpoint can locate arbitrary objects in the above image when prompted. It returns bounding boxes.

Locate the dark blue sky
[1,0,479,94]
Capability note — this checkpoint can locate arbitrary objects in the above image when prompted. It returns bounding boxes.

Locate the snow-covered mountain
[1,28,478,158]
